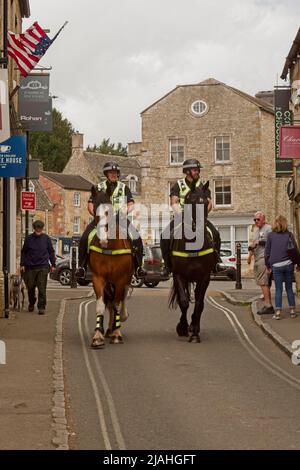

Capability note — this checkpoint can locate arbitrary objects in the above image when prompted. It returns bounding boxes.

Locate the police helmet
[103,161,121,176]
[183,159,202,174]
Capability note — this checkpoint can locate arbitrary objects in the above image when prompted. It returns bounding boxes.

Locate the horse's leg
[105,303,114,338]
[174,275,190,337]
[120,285,130,322]
[189,275,211,343]
[91,276,106,349]
[110,284,126,344]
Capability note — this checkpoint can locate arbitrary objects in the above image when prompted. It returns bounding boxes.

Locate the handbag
[287,233,300,265]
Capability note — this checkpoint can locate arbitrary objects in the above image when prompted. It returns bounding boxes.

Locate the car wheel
[130,274,144,288]
[77,279,91,286]
[58,268,71,286]
[144,281,159,288]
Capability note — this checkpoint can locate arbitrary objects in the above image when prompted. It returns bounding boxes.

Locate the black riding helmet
[103,161,121,177]
[183,159,202,174]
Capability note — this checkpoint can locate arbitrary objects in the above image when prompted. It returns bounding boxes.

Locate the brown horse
[88,191,134,348]
[169,183,217,343]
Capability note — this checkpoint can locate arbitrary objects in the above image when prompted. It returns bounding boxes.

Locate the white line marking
[207,296,300,390]
[83,302,127,450]
[78,299,112,450]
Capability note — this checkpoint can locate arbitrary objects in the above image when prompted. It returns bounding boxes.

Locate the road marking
[83,302,127,450]
[207,296,300,390]
[78,299,112,450]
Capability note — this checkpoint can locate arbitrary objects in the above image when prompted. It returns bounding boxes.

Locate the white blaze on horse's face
[96,203,111,247]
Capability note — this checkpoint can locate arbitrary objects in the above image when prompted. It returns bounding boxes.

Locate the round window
[191,100,208,116]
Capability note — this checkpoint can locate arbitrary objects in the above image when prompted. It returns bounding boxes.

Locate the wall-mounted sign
[0,69,10,143]
[279,126,300,158]
[18,74,53,132]
[274,88,293,176]
[0,135,26,177]
[21,191,36,210]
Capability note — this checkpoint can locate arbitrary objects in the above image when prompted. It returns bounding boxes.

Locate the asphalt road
[62,283,300,450]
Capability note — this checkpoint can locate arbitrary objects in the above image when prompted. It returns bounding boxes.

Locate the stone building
[39,172,92,254]
[63,133,142,202]
[128,78,290,261]
[0,0,31,313]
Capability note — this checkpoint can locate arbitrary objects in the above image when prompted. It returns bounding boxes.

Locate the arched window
[127,175,138,194]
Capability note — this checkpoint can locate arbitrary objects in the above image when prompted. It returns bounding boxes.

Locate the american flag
[8,22,52,77]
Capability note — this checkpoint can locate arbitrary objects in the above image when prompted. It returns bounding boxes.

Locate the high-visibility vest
[97,180,127,213]
[177,178,203,210]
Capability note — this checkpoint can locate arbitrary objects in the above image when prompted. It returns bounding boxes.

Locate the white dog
[10,274,25,311]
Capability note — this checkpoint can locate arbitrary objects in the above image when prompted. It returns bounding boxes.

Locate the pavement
[213,278,300,358]
[0,282,93,450]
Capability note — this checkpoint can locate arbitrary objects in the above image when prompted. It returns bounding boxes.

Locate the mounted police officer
[76,161,146,279]
[160,158,224,276]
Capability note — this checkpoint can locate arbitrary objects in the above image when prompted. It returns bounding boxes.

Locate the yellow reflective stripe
[171,248,214,258]
[87,228,97,253]
[89,245,132,255]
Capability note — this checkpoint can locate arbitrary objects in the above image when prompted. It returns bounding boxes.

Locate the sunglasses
[253,218,261,222]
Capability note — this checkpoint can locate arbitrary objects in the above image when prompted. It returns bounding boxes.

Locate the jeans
[272,263,295,309]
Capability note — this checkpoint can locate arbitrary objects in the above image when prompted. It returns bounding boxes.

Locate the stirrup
[75,267,86,279]
[161,266,171,277]
[136,267,146,278]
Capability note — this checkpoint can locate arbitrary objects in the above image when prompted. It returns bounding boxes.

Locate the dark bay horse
[88,191,134,348]
[169,183,217,343]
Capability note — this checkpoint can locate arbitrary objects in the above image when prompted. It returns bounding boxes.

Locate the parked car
[210,248,237,281]
[130,245,170,288]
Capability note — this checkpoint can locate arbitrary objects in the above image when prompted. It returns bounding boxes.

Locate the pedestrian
[20,220,56,315]
[265,215,299,320]
[248,211,274,315]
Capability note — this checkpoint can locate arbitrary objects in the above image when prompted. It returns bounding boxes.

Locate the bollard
[235,242,242,290]
[70,244,77,289]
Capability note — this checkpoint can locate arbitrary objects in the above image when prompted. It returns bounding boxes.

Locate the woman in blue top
[265,215,299,320]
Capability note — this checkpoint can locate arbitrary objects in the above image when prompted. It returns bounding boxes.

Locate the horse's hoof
[110,335,123,344]
[104,328,112,338]
[188,335,201,343]
[176,323,189,337]
[91,337,105,349]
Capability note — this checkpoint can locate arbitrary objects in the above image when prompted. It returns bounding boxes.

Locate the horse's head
[94,189,112,247]
[184,181,209,223]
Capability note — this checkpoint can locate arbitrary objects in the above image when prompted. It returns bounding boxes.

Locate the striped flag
[8,22,52,77]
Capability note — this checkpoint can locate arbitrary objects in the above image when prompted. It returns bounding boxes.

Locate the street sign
[21,191,36,210]
[0,135,26,177]
[274,88,293,176]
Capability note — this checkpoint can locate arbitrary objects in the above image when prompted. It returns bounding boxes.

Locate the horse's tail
[169,279,191,310]
[104,283,115,304]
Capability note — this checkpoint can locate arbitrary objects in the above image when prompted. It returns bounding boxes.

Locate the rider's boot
[76,255,88,279]
[212,252,227,273]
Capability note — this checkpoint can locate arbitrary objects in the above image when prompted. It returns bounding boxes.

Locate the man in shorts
[248,211,274,315]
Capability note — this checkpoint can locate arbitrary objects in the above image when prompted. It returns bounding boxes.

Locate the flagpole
[51,21,68,44]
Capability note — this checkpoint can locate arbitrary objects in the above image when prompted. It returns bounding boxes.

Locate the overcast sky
[24,0,300,148]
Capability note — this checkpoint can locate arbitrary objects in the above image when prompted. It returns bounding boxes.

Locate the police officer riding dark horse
[160,158,224,277]
[76,161,146,280]
[160,158,225,343]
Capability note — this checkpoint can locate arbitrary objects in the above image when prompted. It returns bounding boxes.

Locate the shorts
[254,257,269,286]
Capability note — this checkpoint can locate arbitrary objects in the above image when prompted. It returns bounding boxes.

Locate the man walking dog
[20,220,56,315]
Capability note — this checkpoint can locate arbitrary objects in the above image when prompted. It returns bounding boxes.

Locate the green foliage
[86,138,128,156]
[29,108,74,172]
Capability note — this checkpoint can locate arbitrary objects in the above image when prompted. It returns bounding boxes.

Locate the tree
[86,138,128,156]
[29,108,74,172]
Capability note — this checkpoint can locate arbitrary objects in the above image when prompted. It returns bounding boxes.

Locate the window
[235,226,248,255]
[169,138,184,165]
[214,179,231,206]
[191,100,208,117]
[218,226,231,251]
[128,177,137,194]
[215,136,230,163]
[73,217,80,234]
[73,192,80,207]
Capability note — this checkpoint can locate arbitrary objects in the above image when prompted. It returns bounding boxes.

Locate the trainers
[273,310,281,320]
[257,306,275,315]
[28,304,34,312]
[136,267,147,278]
[290,309,297,319]
[75,267,86,279]
[38,310,45,315]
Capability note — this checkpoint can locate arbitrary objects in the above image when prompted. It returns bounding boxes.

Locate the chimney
[72,132,84,150]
